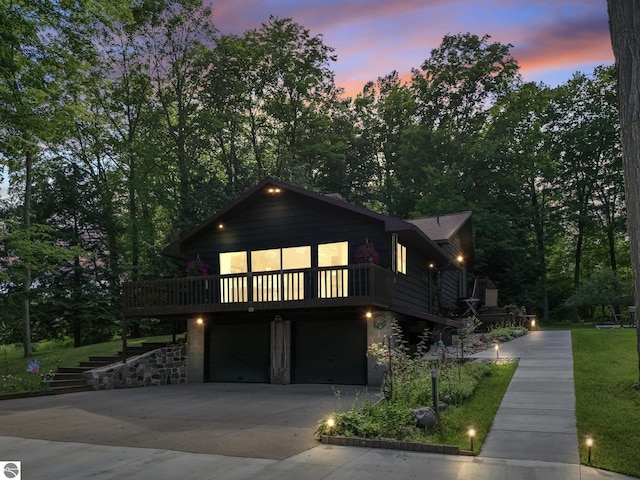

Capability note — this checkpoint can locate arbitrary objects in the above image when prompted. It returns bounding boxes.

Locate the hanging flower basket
[355,242,380,265]
[186,257,210,276]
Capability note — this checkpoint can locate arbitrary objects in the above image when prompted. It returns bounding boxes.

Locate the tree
[146,0,219,235]
[607,0,640,388]
[480,82,558,321]
[550,69,623,295]
[0,0,76,356]
[408,33,521,218]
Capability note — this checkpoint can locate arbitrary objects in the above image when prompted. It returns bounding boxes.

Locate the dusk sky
[209,0,614,97]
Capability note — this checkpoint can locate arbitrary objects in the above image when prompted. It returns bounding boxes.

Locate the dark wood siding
[392,244,434,314]
[181,190,391,273]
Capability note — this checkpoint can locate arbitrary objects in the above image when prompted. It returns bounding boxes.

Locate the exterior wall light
[585,435,594,464]
[196,317,204,325]
[267,187,282,194]
[467,426,476,451]
[365,311,372,319]
[218,223,224,230]
[457,255,464,263]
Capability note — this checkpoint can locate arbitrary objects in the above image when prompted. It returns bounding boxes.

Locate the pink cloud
[204,1,614,97]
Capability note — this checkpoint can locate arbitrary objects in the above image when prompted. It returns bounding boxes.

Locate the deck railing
[123,263,393,317]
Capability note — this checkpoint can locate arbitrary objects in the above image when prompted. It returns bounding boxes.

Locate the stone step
[50,384,94,394]
[88,356,123,363]
[57,366,92,374]
[49,377,89,387]
[53,341,180,395]
[78,360,116,368]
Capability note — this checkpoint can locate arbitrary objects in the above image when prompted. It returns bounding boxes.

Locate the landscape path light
[585,435,594,464]
[326,417,336,433]
[467,426,476,451]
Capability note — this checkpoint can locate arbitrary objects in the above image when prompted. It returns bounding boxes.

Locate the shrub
[317,320,490,441]
[487,320,525,342]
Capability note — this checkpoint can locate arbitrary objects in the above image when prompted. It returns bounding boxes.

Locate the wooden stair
[48,342,171,395]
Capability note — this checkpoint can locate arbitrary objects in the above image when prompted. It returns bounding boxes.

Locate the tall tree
[409,33,521,217]
[607,0,640,388]
[146,0,218,235]
[481,82,558,321]
[0,0,74,355]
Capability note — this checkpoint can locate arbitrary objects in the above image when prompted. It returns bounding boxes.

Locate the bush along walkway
[469,330,579,464]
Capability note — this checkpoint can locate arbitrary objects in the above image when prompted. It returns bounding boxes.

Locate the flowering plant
[355,241,380,264]
[186,257,210,276]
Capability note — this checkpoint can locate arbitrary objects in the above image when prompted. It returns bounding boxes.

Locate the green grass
[573,329,640,477]
[0,335,176,395]
[539,321,595,330]
[430,363,517,452]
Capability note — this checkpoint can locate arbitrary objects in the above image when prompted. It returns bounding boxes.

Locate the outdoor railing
[123,263,393,316]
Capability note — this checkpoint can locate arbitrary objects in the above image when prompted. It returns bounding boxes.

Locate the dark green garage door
[207,321,270,382]
[293,318,366,385]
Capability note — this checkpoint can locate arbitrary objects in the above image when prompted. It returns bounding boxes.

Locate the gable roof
[406,212,472,242]
[162,178,457,266]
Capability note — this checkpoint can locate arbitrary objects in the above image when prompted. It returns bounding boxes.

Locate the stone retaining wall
[84,345,187,390]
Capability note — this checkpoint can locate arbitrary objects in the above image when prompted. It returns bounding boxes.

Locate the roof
[406,212,472,242]
[162,178,457,265]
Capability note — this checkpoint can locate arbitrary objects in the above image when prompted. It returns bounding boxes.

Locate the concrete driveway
[0,383,376,460]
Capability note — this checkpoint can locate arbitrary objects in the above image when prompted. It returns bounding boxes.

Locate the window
[397,242,407,275]
[219,251,248,302]
[282,246,311,300]
[392,234,407,274]
[318,241,349,298]
[251,248,282,301]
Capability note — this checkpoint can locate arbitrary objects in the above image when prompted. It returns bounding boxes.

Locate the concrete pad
[498,391,575,410]
[506,378,575,393]
[496,406,576,418]
[0,383,377,460]
[481,430,579,463]
[512,369,574,381]
[489,413,577,433]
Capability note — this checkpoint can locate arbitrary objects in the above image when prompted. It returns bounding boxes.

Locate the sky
[209,0,614,97]
[0,0,616,198]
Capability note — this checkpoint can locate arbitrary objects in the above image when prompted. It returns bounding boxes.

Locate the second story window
[392,234,407,275]
[318,241,348,298]
[397,242,407,274]
[219,251,248,302]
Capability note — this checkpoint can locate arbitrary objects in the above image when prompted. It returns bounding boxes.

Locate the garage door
[207,321,270,382]
[293,318,366,385]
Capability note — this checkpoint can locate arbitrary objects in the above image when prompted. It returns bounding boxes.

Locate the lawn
[0,335,176,395]
[573,328,640,478]
[429,362,517,452]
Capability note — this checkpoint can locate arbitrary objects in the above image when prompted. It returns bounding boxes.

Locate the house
[123,178,474,386]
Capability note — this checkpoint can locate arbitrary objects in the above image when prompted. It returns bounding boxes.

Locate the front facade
[123,178,474,386]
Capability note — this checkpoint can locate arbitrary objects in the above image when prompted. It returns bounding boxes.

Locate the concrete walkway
[468,330,579,463]
[1,330,637,479]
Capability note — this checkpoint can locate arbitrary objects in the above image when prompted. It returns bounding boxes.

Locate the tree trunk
[22,150,33,357]
[607,0,640,388]
[530,178,550,322]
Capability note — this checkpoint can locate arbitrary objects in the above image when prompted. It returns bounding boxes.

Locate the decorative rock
[411,407,438,428]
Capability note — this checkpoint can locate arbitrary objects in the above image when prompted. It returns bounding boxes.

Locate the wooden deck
[123,264,394,317]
